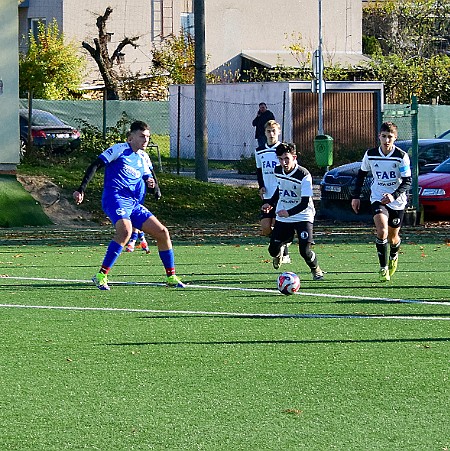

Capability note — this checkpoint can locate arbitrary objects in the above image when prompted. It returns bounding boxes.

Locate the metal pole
[282,90,286,141]
[194,0,208,182]
[102,87,107,140]
[177,85,181,175]
[411,95,419,211]
[318,0,324,135]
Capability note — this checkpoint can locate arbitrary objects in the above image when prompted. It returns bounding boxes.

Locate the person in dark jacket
[252,102,275,147]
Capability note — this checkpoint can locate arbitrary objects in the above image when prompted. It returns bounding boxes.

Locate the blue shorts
[102,191,153,229]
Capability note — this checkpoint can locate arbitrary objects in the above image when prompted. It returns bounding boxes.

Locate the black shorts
[271,220,314,245]
[371,202,405,228]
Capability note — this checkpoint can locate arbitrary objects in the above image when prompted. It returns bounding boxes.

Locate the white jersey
[255,141,281,199]
[273,163,315,223]
[361,146,411,210]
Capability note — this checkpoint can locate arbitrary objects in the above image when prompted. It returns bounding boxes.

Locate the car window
[420,143,450,163]
[434,158,450,173]
[30,111,66,127]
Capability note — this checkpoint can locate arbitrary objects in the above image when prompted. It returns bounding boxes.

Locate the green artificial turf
[0,227,449,450]
[0,175,52,227]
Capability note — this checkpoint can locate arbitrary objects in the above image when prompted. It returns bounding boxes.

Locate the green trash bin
[314,134,333,167]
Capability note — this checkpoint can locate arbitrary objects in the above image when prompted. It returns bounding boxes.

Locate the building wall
[0,0,20,169]
[204,0,363,72]
[19,0,156,84]
[18,0,363,84]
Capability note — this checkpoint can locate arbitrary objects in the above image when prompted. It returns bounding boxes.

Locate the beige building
[18,0,367,85]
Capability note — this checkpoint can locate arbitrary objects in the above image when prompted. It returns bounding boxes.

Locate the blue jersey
[133,149,154,203]
[99,142,151,198]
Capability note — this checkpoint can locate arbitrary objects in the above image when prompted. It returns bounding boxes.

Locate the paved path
[175,169,321,199]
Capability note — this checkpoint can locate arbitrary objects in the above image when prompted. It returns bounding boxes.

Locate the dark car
[437,129,450,140]
[319,138,450,220]
[20,108,81,157]
[418,157,450,218]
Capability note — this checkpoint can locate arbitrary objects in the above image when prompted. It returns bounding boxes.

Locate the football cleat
[92,272,110,290]
[125,242,135,252]
[273,245,286,269]
[379,267,390,282]
[166,275,185,288]
[388,256,398,277]
[311,266,324,280]
[140,241,151,254]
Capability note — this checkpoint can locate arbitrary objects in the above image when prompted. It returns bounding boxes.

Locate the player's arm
[256,168,266,197]
[143,168,162,201]
[73,157,105,204]
[392,176,412,199]
[262,187,279,212]
[285,197,310,217]
[351,169,369,213]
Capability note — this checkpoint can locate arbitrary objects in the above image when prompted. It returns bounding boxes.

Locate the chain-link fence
[19,97,169,135]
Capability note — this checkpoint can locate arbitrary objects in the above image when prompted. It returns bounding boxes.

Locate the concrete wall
[0,0,20,170]
[169,82,291,160]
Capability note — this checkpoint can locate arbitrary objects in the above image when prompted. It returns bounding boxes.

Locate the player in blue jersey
[351,122,412,282]
[255,120,290,267]
[262,142,324,280]
[73,120,184,290]
[125,148,160,254]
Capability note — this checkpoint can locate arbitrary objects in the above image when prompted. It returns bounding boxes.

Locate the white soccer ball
[277,272,301,295]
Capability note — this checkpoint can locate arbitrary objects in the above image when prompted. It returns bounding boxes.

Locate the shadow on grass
[106,336,450,347]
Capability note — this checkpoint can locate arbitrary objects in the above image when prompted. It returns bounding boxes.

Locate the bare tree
[82,7,140,99]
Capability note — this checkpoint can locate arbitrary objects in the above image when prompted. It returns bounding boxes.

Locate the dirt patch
[17,175,97,227]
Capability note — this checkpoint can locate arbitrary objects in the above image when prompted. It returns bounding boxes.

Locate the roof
[241,50,372,68]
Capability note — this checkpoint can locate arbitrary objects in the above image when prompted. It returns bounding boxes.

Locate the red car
[418,157,450,218]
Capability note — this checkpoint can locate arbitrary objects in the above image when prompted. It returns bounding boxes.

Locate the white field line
[0,303,449,321]
[1,275,450,308]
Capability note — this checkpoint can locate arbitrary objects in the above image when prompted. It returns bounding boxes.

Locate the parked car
[437,129,450,140]
[19,108,81,157]
[418,157,450,218]
[319,138,450,220]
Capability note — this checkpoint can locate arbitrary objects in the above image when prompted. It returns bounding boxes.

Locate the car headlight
[421,188,446,196]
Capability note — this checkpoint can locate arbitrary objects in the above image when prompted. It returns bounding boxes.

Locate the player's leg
[92,218,133,290]
[260,217,273,237]
[126,228,139,252]
[268,222,294,269]
[372,202,390,281]
[387,207,405,278]
[137,230,150,254]
[139,213,184,287]
[296,222,324,280]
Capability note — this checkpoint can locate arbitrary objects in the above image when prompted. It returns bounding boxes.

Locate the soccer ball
[277,272,301,295]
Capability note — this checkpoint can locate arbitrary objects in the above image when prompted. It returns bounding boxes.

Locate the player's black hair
[380,121,398,134]
[275,142,297,157]
[129,120,149,133]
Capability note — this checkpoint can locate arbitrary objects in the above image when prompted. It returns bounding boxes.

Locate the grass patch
[0,175,52,227]
[0,228,449,449]
[18,153,261,226]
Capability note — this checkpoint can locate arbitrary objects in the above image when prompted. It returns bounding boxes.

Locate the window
[29,18,47,43]
[181,12,194,37]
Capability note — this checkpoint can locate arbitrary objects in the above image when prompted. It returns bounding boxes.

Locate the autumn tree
[150,31,196,85]
[19,19,85,99]
[82,7,140,100]
[363,0,450,58]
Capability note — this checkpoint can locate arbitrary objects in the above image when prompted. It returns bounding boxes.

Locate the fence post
[177,85,181,175]
[411,95,419,211]
[27,90,33,153]
[102,88,107,139]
